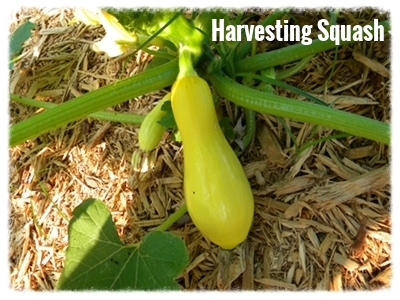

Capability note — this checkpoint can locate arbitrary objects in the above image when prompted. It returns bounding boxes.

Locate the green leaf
[57,199,188,291]
[145,48,173,71]
[219,117,235,141]
[158,100,177,129]
[9,20,35,69]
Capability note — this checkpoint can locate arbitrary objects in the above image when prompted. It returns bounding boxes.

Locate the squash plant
[9,8,390,290]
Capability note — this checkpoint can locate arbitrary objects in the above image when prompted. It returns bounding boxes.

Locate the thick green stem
[177,48,197,79]
[235,20,390,73]
[11,94,146,124]
[9,59,179,146]
[208,72,390,145]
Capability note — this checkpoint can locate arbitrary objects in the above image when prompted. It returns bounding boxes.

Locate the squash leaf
[57,198,188,290]
[219,116,235,141]
[158,100,177,129]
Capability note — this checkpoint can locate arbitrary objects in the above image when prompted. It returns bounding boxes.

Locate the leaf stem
[9,59,179,146]
[11,94,145,125]
[154,204,187,232]
[275,55,314,80]
[241,108,256,151]
[208,72,390,145]
[259,9,288,27]
[235,20,390,73]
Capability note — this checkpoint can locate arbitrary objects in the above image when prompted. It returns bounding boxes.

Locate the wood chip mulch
[8,7,391,291]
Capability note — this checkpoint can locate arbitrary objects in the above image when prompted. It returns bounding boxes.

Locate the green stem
[242,108,256,151]
[238,72,328,106]
[297,132,350,154]
[154,204,188,232]
[9,59,179,147]
[136,33,175,51]
[275,55,314,80]
[235,20,390,73]
[177,48,197,78]
[208,72,390,145]
[134,12,183,54]
[11,94,145,124]
[259,9,288,27]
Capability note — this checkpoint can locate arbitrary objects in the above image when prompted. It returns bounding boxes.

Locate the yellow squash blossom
[73,8,138,57]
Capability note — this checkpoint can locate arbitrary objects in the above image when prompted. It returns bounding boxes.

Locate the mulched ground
[9,7,391,290]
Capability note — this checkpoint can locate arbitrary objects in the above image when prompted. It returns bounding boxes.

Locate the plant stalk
[154,204,188,232]
[235,20,390,73]
[10,59,179,146]
[208,72,390,145]
[11,94,146,125]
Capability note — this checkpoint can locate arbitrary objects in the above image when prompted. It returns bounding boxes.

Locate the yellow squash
[171,74,254,250]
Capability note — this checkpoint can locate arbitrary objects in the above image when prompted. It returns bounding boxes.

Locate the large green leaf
[57,199,188,290]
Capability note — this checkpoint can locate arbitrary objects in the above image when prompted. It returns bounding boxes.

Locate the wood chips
[8,8,391,291]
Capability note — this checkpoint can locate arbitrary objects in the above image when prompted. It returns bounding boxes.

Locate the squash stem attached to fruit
[177,47,198,79]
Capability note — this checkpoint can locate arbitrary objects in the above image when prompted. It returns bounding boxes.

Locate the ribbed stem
[11,94,146,124]
[235,20,390,73]
[208,72,390,145]
[10,59,179,146]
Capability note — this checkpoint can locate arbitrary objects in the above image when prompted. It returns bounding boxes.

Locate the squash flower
[72,8,138,57]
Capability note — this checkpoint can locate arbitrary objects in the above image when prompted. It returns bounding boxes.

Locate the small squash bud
[138,93,170,151]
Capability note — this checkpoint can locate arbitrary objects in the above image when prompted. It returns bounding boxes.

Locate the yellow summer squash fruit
[171,74,254,250]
